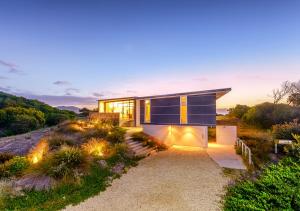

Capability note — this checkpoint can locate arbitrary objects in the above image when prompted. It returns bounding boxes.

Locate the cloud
[22,94,97,107]
[53,80,71,86]
[0,76,8,80]
[0,59,23,74]
[93,92,104,97]
[0,86,12,92]
[65,88,80,96]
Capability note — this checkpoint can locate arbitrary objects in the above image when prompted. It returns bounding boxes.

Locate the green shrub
[0,156,30,178]
[272,120,300,140]
[0,153,14,164]
[224,157,300,210]
[242,102,300,129]
[48,135,74,150]
[43,147,88,179]
[106,127,126,144]
[46,113,70,126]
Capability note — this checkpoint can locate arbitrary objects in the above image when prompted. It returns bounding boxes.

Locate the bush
[228,104,250,119]
[224,157,300,210]
[27,139,49,164]
[81,138,109,157]
[0,156,30,178]
[47,135,74,150]
[43,147,88,179]
[106,127,126,144]
[57,122,84,134]
[0,153,14,164]
[242,102,300,129]
[272,120,300,140]
[83,127,109,139]
[46,113,70,126]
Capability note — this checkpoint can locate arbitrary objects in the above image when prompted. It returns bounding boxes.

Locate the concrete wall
[216,125,237,145]
[142,124,208,148]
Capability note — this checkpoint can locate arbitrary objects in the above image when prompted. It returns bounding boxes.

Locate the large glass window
[104,100,134,121]
[144,99,151,123]
[180,96,187,124]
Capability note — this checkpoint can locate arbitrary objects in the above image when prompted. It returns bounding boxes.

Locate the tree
[228,104,250,119]
[272,81,292,104]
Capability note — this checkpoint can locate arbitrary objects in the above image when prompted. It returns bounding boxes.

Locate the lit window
[145,99,151,123]
[180,96,187,124]
[99,101,105,113]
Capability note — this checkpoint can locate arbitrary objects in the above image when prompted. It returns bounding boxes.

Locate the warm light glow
[172,145,203,151]
[99,101,105,113]
[104,100,134,121]
[82,138,108,156]
[180,96,187,124]
[144,99,151,123]
[28,139,49,164]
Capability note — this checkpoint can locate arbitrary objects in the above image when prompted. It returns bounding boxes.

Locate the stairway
[125,137,156,157]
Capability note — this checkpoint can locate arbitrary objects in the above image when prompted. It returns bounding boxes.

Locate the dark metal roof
[98,88,231,102]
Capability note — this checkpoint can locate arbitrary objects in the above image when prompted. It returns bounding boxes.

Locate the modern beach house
[97,88,231,148]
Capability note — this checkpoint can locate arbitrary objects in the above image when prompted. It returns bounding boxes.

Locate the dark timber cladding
[140,94,216,125]
[187,94,216,125]
[151,97,180,124]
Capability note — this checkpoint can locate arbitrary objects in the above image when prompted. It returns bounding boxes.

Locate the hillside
[0,92,76,137]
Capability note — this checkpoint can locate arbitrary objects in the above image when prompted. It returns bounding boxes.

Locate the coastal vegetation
[0,120,140,210]
[224,80,300,210]
[0,92,76,137]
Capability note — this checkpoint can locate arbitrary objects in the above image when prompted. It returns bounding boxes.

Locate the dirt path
[65,147,229,211]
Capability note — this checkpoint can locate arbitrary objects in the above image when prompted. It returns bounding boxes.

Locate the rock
[97,160,108,169]
[13,175,55,191]
[111,162,125,175]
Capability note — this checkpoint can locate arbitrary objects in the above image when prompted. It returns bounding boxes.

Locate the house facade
[98,88,231,148]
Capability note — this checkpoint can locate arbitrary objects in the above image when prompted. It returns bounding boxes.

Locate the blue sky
[0,0,299,108]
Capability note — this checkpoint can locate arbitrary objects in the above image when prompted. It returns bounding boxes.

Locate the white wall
[142,124,208,148]
[216,125,237,145]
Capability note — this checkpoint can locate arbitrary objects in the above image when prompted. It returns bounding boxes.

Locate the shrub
[81,138,109,157]
[0,153,14,164]
[47,135,73,150]
[228,104,250,119]
[45,113,70,126]
[106,127,126,144]
[0,156,30,178]
[242,102,300,129]
[224,157,300,210]
[272,120,300,140]
[44,147,88,179]
[83,127,109,139]
[57,122,84,134]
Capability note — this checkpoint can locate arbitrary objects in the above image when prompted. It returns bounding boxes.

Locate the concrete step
[130,145,146,151]
[127,142,144,148]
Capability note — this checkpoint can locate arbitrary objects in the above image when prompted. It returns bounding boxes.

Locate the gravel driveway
[65,147,229,211]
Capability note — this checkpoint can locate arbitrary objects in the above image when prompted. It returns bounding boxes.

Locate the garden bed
[0,120,140,210]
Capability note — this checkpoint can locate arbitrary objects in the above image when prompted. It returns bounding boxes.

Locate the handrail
[236,138,253,165]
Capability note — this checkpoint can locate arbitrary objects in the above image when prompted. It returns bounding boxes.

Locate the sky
[0,0,299,109]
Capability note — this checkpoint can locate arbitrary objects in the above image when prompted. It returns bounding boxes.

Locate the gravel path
[65,147,229,211]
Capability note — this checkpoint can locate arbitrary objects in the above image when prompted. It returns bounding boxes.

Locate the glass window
[180,96,187,124]
[99,101,105,113]
[145,99,151,123]
[104,100,134,121]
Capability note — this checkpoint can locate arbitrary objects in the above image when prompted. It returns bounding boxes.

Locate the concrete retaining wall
[142,124,208,148]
